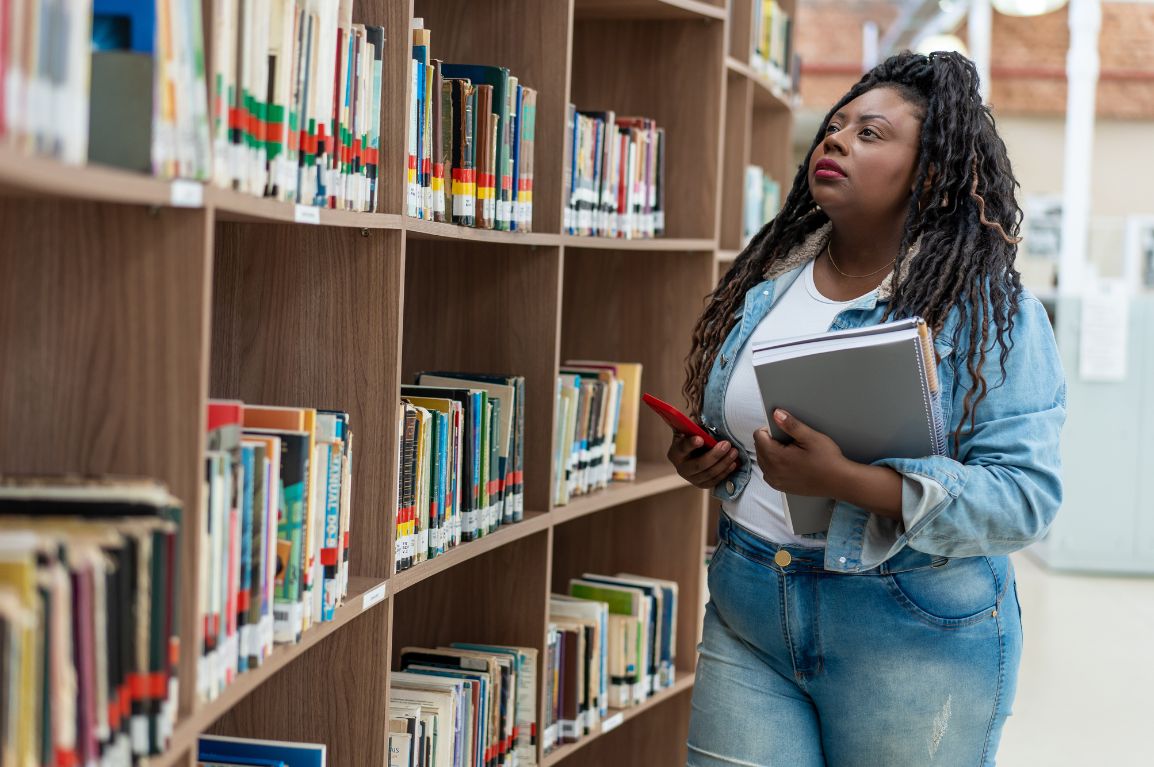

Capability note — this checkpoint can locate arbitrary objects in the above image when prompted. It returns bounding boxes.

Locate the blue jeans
[688,514,1022,766]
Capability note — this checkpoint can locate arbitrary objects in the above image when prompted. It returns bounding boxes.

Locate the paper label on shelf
[601,712,625,733]
[169,179,204,208]
[294,204,321,224]
[362,582,387,610]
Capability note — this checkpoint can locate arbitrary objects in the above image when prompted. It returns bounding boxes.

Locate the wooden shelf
[551,463,691,525]
[0,0,799,763]
[560,235,717,252]
[388,511,552,594]
[142,576,388,767]
[725,56,795,112]
[210,188,404,229]
[404,217,562,247]
[575,0,726,21]
[0,147,181,207]
[540,675,696,766]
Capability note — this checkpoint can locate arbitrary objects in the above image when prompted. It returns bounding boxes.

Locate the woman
[672,52,1065,766]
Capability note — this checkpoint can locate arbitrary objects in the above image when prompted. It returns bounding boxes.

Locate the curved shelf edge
[389,511,553,595]
[549,463,694,525]
[141,576,388,767]
[540,674,696,766]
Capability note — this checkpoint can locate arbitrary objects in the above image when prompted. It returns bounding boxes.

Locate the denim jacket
[702,223,1067,573]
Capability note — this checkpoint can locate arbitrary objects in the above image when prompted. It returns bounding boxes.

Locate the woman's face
[807,86,923,225]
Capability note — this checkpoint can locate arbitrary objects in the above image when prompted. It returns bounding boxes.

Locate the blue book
[198,735,325,767]
[238,444,256,673]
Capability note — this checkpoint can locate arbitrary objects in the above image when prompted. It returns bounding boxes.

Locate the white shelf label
[294,204,321,224]
[169,179,204,208]
[362,583,387,610]
[601,712,624,733]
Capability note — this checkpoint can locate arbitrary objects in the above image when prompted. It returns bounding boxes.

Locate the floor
[996,550,1154,766]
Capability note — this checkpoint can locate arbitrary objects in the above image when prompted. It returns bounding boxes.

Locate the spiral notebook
[751,317,946,534]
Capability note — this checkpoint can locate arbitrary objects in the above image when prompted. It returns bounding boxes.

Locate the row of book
[209,0,385,210]
[553,361,643,507]
[0,476,183,766]
[202,401,354,703]
[198,734,326,766]
[544,573,679,754]
[396,373,525,572]
[749,0,798,95]
[389,643,538,767]
[408,20,538,231]
[0,0,212,179]
[562,108,666,239]
[742,165,782,244]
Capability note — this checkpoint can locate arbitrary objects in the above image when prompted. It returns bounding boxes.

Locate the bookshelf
[0,0,796,765]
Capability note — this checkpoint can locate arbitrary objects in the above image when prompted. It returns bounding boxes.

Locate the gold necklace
[826,242,895,279]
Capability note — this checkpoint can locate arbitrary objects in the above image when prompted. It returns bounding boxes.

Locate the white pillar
[1058,0,1101,295]
[968,0,992,102]
[862,21,879,72]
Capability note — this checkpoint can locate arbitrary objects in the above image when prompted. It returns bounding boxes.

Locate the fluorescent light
[991,0,1069,16]
[915,33,971,55]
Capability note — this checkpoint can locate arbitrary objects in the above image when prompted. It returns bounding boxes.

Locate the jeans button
[725,480,736,494]
[774,550,792,568]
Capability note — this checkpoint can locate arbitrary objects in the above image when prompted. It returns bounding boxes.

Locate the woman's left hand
[754,409,850,497]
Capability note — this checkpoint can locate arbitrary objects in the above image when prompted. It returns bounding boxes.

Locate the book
[198,734,326,767]
[563,109,666,239]
[402,23,537,232]
[0,476,183,761]
[565,361,642,481]
[750,317,947,534]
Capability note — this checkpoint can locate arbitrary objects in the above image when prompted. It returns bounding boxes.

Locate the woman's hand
[667,433,741,490]
[754,409,850,497]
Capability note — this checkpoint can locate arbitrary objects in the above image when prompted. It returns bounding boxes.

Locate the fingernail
[693,437,702,446]
[774,409,787,422]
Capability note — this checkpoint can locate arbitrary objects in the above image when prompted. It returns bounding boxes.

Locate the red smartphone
[642,393,718,448]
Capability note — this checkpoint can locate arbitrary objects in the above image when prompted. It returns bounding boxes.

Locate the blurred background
[776,2,1154,763]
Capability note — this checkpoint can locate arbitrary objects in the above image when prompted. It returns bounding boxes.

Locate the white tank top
[722,260,876,546]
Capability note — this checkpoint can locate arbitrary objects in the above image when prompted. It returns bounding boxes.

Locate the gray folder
[751,318,945,534]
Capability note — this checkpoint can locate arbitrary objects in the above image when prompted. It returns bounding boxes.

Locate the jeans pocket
[884,556,1001,628]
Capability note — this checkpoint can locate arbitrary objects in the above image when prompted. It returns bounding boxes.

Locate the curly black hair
[684,50,1023,449]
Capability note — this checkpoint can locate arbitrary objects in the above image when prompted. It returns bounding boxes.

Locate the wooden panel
[720,71,753,251]
[729,0,754,61]
[560,249,714,464]
[0,199,212,716]
[551,487,708,679]
[210,603,391,767]
[751,106,795,196]
[413,0,573,234]
[402,241,562,513]
[554,685,693,766]
[390,530,551,667]
[570,19,724,240]
[211,224,403,579]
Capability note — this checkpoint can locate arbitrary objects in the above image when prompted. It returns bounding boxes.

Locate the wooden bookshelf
[0,0,796,765]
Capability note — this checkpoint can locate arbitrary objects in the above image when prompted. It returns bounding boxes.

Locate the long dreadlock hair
[684,51,1023,448]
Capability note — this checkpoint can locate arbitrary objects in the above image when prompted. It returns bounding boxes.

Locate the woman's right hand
[667,434,741,489]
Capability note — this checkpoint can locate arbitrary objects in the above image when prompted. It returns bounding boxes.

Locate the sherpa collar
[762,221,918,302]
